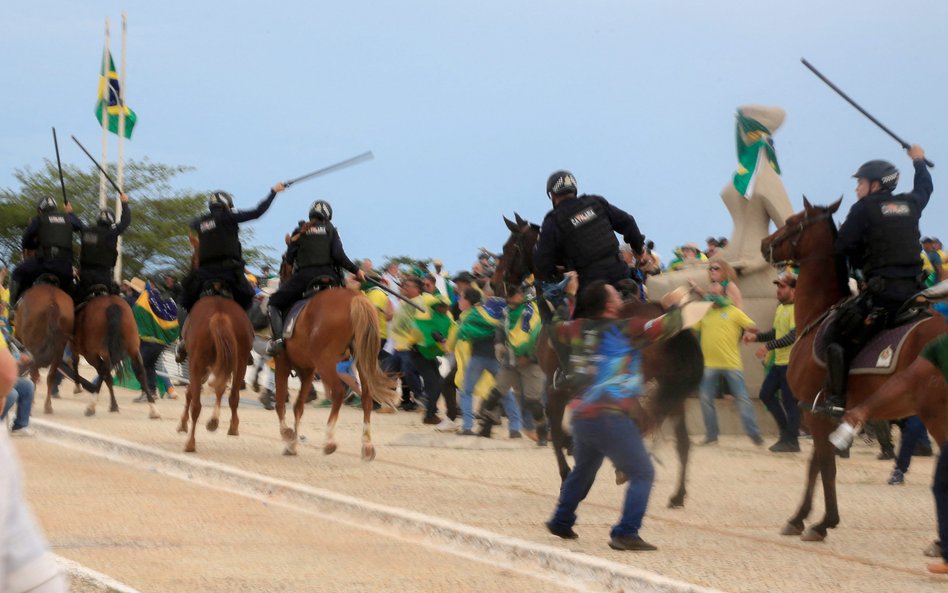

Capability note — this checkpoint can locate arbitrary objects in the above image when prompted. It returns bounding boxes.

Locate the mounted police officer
[265,199,364,355]
[815,144,932,418]
[176,182,284,362]
[533,170,645,315]
[77,193,131,302]
[9,197,83,314]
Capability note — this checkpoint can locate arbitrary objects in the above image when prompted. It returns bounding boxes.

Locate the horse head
[761,195,842,267]
[493,213,539,297]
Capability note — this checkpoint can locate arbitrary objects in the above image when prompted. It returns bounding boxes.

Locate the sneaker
[545,521,578,540]
[132,392,149,403]
[457,429,477,436]
[10,427,35,437]
[608,534,657,551]
[751,435,765,446]
[924,540,942,558]
[317,399,333,408]
[346,395,362,407]
[422,414,442,425]
[509,430,523,439]
[258,390,275,411]
[697,437,718,446]
[435,418,459,432]
[914,444,934,457]
[928,562,948,574]
[877,449,896,461]
[769,440,801,453]
[887,469,905,485]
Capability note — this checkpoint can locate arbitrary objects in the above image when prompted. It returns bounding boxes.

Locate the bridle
[764,210,835,268]
[498,226,535,296]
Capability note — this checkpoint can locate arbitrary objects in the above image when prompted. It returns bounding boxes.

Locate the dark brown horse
[493,214,703,508]
[13,282,73,414]
[73,294,158,418]
[761,197,948,541]
[272,287,397,459]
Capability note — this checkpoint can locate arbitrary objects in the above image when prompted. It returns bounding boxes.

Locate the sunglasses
[709,266,722,271]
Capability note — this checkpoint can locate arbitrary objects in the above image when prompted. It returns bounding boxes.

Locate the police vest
[294,223,335,269]
[197,214,243,266]
[862,192,922,275]
[553,195,618,269]
[37,212,74,260]
[80,226,118,269]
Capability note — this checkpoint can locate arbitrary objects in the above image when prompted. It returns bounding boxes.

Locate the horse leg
[72,349,82,394]
[667,408,690,508]
[547,386,572,481]
[177,377,192,434]
[274,358,296,452]
[360,374,375,462]
[129,351,160,419]
[185,369,203,453]
[285,369,315,456]
[802,424,840,541]
[226,367,241,436]
[206,380,224,432]
[44,362,61,414]
[322,366,346,456]
[783,439,821,536]
[84,357,102,417]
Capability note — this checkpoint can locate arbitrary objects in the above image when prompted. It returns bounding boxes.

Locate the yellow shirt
[390,296,426,351]
[772,303,795,366]
[364,287,390,339]
[693,305,756,370]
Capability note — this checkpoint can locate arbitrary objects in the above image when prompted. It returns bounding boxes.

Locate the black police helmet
[309,200,332,221]
[97,208,115,226]
[208,190,234,211]
[853,160,899,191]
[546,170,578,196]
[37,196,57,213]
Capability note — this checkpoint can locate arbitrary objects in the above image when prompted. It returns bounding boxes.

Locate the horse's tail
[208,312,235,392]
[33,300,63,367]
[104,303,126,368]
[349,294,398,407]
[652,329,704,418]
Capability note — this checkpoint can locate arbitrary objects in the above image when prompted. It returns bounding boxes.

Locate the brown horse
[272,287,397,459]
[493,214,704,508]
[176,295,254,452]
[13,282,73,414]
[73,294,159,419]
[761,197,948,541]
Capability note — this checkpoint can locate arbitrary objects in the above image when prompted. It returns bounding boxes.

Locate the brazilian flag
[96,50,137,139]
[133,284,179,345]
[733,111,780,197]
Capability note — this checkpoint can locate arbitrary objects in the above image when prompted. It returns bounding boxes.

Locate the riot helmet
[853,160,899,192]
[97,208,116,226]
[37,196,57,213]
[208,190,234,211]
[309,200,333,221]
[546,170,578,197]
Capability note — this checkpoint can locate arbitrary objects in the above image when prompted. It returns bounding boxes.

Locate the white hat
[660,287,713,329]
[129,277,146,294]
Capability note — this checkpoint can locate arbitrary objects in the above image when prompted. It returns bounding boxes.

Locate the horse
[73,293,159,419]
[13,280,73,414]
[272,286,397,459]
[761,197,948,541]
[493,214,704,508]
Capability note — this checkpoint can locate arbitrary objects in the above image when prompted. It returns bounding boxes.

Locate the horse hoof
[84,406,96,417]
[667,499,685,509]
[324,443,337,455]
[184,443,196,453]
[283,445,297,456]
[44,404,54,414]
[362,446,376,461]
[227,428,239,436]
[110,406,119,413]
[177,423,187,433]
[801,528,826,542]
[206,418,219,432]
[781,523,804,536]
[281,427,295,441]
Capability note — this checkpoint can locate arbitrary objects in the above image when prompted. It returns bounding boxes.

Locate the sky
[3,0,947,274]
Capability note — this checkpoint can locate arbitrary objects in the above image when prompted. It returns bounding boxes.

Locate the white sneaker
[11,427,36,437]
[435,418,459,432]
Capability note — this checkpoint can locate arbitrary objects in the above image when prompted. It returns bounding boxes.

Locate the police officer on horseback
[266,199,364,355]
[176,183,284,362]
[534,170,645,311]
[815,145,932,418]
[9,196,84,314]
[77,193,131,302]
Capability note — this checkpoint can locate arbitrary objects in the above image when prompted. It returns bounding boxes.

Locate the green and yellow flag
[733,111,780,197]
[95,51,137,139]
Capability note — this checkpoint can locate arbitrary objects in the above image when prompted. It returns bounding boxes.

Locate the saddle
[301,275,338,300]
[283,278,339,340]
[75,284,113,313]
[813,307,932,375]
[200,280,234,300]
[35,273,61,287]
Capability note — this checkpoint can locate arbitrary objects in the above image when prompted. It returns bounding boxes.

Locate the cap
[922,237,933,243]
[129,277,146,293]
[453,271,475,283]
[433,258,443,267]
[681,242,701,252]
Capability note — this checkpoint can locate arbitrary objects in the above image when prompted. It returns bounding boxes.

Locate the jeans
[382,350,425,406]
[699,368,761,441]
[459,356,499,431]
[758,365,799,444]
[2,378,35,430]
[549,413,654,538]
[935,440,948,561]
[895,416,928,474]
[501,389,523,432]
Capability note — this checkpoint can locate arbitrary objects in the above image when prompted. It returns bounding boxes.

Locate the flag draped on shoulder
[457,296,505,343]
[96,50,136,139]
[733,110,780,197]
[133,284,179,345]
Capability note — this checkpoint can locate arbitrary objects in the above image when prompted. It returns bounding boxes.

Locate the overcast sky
[3,0,946,273]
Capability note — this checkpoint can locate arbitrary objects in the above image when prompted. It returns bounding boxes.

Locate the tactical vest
[553,195,618,269]
[80,226,118,269]
[862,192,922,275]
[294,223,335,269]
[197,214,242,266]
[37,212,74,260]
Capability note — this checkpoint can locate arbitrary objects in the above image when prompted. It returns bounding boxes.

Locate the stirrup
[810,390,845,419]
[266,339,285,356]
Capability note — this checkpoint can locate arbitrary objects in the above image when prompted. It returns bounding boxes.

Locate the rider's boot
[475,388,505,438]
[175,308,189,363]
[813,343,847,419]
[266,305,285,356]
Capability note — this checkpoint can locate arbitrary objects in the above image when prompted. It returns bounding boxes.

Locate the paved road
[12,384,948,592]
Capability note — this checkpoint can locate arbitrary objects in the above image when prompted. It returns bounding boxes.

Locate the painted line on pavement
[55,554,142,593]
[33,418,727,593]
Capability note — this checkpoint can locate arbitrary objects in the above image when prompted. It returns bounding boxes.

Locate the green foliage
[0,159,275,279]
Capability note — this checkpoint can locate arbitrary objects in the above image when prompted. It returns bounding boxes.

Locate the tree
[0,159,275,279]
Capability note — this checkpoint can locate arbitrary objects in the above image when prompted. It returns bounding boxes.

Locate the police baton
[51,127,69,206]
[284,151,375,188]
[71,135,124,192]
[801,58,934,168]
[364,276,425,312]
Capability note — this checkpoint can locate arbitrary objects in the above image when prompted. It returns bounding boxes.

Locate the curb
[55,554,142,593]
[34,418,727,593]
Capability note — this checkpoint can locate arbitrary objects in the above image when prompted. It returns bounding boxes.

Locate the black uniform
[182,189,278,311]
[533,194,644,291]
[77,202,131,301]
[823,160,933,411]
[268,221,359,311]
[10,210,84,304]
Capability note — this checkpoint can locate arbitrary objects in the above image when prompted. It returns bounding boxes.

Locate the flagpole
[114,12,128,282]
[98,18,110,211]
